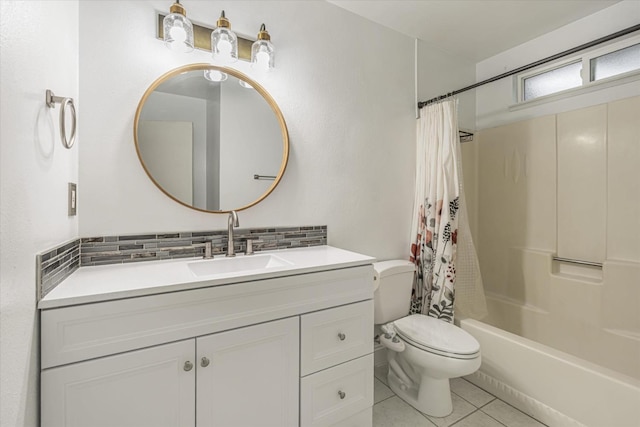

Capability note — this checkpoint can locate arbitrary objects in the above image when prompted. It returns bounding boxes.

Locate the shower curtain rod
[418,23,640,109]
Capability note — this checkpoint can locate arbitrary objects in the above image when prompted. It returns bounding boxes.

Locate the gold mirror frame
[134,63,289,213]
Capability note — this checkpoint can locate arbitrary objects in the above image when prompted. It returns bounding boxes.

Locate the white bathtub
[460,318,640,427]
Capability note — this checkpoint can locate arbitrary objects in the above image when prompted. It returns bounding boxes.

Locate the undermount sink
[187,253,293,277]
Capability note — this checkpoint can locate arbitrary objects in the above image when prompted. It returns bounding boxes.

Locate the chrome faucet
[226,210,239,257]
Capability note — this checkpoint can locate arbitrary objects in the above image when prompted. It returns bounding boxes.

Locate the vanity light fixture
[211,11,238,64]
[156,7,271,64]
[238,79,254,89]
[203,69,228,82]
[162,0,194,53]
[251,24,275,71]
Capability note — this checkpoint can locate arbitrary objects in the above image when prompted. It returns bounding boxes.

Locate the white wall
[476,0,640,130]
[0,2,79,426]
[417,40,476,130]
[78,0,418,260]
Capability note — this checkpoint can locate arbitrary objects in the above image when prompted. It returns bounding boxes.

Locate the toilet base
[387,368,453,417]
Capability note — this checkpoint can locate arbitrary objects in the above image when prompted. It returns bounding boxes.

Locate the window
[523,61,582,101]
[590,43,640,81]
[516,35,640,103]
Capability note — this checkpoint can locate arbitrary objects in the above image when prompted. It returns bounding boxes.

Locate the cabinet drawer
[301,300,373,375]
[300,354,373,427]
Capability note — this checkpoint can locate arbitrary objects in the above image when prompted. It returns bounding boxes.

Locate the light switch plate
[68,182,77,216]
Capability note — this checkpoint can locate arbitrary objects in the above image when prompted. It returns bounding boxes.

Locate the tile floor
[373,364,548,427]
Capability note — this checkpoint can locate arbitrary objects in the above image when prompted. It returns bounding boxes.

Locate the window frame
[515,34,640,103]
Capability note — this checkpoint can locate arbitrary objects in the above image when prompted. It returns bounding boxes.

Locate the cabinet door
[41,340,195,427]
[196,317,299,427]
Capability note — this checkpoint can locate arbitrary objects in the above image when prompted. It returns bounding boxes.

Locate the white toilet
[373,260,481,417]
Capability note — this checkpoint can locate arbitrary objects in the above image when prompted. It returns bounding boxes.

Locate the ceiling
[328,0,621,62]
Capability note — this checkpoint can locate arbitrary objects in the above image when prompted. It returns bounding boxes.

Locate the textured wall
[0,2,80,426]
[77,0,418,261]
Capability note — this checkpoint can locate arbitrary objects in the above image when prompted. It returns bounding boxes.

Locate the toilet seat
[394,315,480,360]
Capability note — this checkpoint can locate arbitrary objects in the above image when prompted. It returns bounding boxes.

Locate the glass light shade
[203,69,228,82]
[251,40,275,72]
[163,13,194,53]
[211,27,238,63]
[238,79,254,89]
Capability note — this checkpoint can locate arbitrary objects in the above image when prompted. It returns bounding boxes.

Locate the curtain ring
[46,89,77,149]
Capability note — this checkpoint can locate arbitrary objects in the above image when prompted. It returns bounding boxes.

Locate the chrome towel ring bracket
[46,89,77,149]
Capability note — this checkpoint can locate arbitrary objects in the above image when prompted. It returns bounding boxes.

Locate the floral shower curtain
[409,99,486,322]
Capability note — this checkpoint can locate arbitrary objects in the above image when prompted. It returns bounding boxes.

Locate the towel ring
[46,89,77,149]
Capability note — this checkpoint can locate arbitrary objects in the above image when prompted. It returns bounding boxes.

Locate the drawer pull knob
[201,357,210,368]
[338,390,346,400]
[183,361,193,372]
[338,333,346,341]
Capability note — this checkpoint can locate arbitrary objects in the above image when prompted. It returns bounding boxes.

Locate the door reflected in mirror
[134,64,288,213]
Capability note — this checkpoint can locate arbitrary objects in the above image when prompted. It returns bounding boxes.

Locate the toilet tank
[373,260,416,324]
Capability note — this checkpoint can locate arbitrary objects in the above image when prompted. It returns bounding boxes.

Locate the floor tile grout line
[476,409,513,427]
[373,394,396,405]
[476,396,497,410]
[415,408,439,427]
[448,408,486,427]
[479,401,550,427]
[450,389,496,411]
[374,371,546,427]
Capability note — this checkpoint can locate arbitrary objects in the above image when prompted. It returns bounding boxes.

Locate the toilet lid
[394,315,480,358]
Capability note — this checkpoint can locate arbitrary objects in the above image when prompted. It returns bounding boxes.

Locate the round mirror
[134,64,289,213]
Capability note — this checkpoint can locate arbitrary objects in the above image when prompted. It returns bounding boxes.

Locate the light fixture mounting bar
[157,14,253,60]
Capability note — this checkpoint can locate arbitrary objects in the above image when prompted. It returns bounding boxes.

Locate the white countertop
[38,245,375,309]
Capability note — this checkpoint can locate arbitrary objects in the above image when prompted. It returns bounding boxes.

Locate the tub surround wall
[557,105,607,264]
[37,225,327,299]
[465,95,640,380]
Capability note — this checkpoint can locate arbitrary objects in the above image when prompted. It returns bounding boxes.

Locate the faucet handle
[204,241,212,259]
[245,239,262,255]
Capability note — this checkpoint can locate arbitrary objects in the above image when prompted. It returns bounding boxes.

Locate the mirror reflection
[134,64,288,212]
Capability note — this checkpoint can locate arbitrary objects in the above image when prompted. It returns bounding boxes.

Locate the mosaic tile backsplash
[37,239,81,300]
[37,225,327,300]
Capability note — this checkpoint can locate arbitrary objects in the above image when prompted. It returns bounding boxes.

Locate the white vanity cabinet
[300,301,374,427]
[42,317,299,427]
[41,339,196,427]
[40,262,374,427]
[195,317,299,427]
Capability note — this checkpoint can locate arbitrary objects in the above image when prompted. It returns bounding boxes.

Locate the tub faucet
[226,210,239,257]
